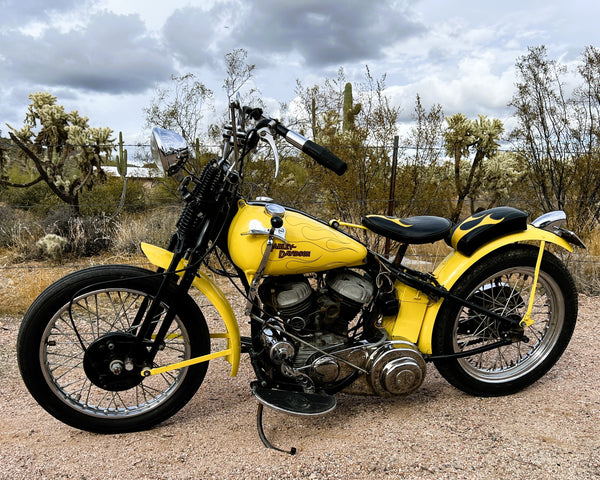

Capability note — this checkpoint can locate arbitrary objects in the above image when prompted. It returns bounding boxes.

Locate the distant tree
[144,73,213,145]
[397,95,446,216]
[471,150,528,211]
[569,45,600,231]
[222,48,256,100]
[509,46,572,214]
[295,68,401,240]
[295,68,348,140]
[0,132,8,190]
[443,113,504,222]
[214,48,263,141]
[510,45,600,232]
[3,92,114,215]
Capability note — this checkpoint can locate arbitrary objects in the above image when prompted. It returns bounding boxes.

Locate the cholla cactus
[5,92,114,215]
[36,233,67,262]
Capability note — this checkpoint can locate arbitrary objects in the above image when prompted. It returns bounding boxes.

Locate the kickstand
[256,403,297,455]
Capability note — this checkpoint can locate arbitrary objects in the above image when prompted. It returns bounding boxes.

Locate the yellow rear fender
[394,226,573,355]
[140,242,241,377]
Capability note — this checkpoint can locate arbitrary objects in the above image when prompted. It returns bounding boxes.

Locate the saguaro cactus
[114,131,128,216]
[116,131,128,178]
[343,82,361,132]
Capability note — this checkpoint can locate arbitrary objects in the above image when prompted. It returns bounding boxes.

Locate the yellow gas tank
[227,201,367,280]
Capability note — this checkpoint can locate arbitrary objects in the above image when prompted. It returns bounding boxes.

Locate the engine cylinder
[325,270,374,321]
[258,276,313,320]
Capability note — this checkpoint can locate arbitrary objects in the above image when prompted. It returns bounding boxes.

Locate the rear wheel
[17,265,210,433]
[432,245,577,396]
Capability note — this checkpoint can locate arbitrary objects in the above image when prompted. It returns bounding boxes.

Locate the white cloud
[2,0,600,144]
[1,11,174,94]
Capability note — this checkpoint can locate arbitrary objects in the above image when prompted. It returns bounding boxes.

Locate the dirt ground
[1,295,599,480]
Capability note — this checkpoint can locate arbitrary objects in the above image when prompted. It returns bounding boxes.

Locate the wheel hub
[83,332,149,391]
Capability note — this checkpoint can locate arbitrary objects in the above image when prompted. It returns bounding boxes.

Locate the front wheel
[17,265,210,433]
[432,245,578,396]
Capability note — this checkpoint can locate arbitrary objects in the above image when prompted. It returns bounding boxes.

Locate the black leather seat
[362,215,453,244]
[446,207,528,256]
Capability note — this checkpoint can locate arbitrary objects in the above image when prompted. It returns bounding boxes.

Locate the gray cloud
[232,0,425,66]
[0,11,174,94]
[158,0,425,70]
[162,6,221,67]
[0,0,82,30]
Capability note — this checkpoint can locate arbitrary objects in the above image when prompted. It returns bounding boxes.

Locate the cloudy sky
[1,0,598,145]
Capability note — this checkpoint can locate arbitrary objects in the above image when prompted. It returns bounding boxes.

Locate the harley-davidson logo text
[272,243,311,258]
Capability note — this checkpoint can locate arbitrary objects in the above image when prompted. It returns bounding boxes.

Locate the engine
[257,269,374,387]
[257,269,426,397]
[258,269,374,336]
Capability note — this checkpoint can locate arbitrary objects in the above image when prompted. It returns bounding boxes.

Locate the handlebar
[273,122,347,176]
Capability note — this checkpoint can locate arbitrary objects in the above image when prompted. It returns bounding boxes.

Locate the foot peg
[252,385,337,415]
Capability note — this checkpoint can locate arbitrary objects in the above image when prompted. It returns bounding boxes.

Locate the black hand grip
[302,140,347,175]
[272,121,347,175]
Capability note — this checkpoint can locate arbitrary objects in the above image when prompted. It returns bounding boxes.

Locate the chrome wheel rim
[40,288,191,419]
[454,267,564,383]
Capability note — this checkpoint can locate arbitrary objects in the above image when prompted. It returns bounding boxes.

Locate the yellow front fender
[385,226,573,355]
[140,243,241,376]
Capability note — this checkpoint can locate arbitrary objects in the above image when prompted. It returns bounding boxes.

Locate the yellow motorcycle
[17,97,585,453]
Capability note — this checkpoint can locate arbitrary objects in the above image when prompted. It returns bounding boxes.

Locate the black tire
[17,265,210,433]
[432,245,577,396]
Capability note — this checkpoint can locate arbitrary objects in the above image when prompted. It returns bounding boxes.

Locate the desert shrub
[39,206,76,235]
[80,177,148,215]
[36,208,116,257]
[569,226,600,295]
[112,207,179,254]
[0,206,44,258]
[63,215,115,256]
[0,166,59,214]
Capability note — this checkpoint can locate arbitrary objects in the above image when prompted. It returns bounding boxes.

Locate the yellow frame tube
[140,243,241,376]
[144,349,233,376]
[384,226,573,355]
[329,219,368,230]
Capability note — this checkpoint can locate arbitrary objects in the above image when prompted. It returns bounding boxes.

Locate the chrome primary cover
[367,341,426,396]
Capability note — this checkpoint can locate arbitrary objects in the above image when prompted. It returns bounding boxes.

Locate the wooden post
[384,135,399,258]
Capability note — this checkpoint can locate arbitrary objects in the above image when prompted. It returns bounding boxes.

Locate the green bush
[0,170,59,214]
[80,177,148,215]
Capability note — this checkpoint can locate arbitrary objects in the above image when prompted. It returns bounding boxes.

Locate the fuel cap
[265,203,285,217]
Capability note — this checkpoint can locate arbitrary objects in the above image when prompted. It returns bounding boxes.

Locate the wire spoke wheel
[455,267,561,380]
[433,246,577,396]
[43,288,191,417]
[18,265,210,433]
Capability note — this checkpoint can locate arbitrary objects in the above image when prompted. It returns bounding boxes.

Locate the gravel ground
[1,295,599,480]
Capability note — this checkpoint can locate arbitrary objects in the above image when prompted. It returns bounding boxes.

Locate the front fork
[133,221,213,365]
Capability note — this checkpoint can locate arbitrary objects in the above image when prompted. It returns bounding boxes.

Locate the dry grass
[0,252,150,316]
[112,208,178,254]
[1,224,598,316]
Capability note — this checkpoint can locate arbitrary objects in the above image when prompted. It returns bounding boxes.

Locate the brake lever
[256,125,280,178]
